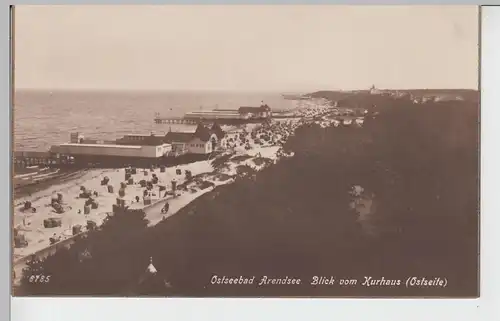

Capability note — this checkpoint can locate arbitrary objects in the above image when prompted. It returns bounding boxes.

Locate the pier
[154,117,200,125]
[13,151,66,168]
[154,116,270,126]
[154,109,292,125]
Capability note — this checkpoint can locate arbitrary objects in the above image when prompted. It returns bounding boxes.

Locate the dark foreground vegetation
[16,93,479,297]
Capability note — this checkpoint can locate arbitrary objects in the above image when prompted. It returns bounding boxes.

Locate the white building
[51,143,173,158]
[164,124,221,155]
[51,131,173,159]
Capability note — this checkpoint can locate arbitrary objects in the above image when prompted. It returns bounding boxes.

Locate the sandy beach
[12,98,340,274]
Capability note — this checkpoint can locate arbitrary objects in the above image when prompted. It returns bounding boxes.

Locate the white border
[478,5,500,316]
[7,5,500,321]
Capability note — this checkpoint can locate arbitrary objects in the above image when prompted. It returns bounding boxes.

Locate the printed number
[28,275,51,283]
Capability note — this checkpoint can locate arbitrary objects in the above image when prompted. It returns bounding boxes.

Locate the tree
[17,207,149,295]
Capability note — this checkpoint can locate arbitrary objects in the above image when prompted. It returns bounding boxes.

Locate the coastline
[12,98,330,285]
[12,91,480,297]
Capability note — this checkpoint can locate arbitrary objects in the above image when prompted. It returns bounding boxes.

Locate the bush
[252,157,273,167]
[16,207,149,296]
[231,155,253,162]
[235,165,256,177]
[211,152,235,169]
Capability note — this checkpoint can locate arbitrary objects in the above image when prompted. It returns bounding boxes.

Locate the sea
[13,90,299,152]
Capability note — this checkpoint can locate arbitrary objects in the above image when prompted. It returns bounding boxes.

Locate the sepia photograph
[11,5,480,297]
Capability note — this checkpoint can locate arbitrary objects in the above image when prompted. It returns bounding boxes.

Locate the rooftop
[13,151,51,158]
[164,132,197,143]
[116,134,168,146]
[165,123,217,143]
[186,110,240,114]
[238,105,271,113]
[58,143,142,149]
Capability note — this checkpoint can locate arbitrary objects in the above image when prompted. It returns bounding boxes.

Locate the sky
[13,5,479,91]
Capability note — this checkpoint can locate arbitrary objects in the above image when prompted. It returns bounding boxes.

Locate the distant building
[369,85,394,96]
[238,103,272,119]
[369,85,382,95]
[434,95,464,102]
[184,102,272,121]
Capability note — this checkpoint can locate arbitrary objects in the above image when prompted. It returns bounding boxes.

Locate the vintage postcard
[11,5,479,297]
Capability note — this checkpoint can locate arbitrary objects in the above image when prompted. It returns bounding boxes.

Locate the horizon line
[14,87,480,93]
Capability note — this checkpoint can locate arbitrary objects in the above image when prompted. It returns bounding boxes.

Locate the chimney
[70,132,80,143]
